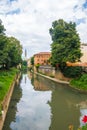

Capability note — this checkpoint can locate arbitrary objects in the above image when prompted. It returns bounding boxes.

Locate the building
[66,43,87,67]
[34,52,51,65]
[80,43,87,63]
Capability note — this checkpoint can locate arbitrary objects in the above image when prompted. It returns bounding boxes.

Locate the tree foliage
[30,56,34,65]
[60,65,82,78]
[0,35,8,67]
[0,19,22,69]
[49,19,82,67]
[5,37,22,68]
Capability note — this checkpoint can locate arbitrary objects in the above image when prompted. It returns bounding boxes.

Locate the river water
[2,73,87,130]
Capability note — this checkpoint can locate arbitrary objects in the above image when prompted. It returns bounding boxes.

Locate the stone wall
[38,65,55,77]
[55,70,71,81]
[38,66,71,81]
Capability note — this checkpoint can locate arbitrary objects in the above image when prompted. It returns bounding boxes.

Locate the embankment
[0,73,21,130]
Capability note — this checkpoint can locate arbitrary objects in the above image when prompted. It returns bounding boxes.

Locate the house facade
[66,43,87,67]
[80,43,87,63]
[34,52,51,65]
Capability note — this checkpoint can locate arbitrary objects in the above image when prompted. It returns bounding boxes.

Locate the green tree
[21,60,27,71]
[0,19,22,69]
[5,37,22,68]
[0,20,7,68]
[0,35,8,68]
[30,56,34,65]
[49,19,82,67]
[35,63,40,72]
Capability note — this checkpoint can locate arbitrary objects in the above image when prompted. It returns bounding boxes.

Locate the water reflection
[3,74,52,130]
[28,73,53,91]
[76,100,87,127]
[3,72,87,130]
[28,72,87,130]
[49,86,87,130]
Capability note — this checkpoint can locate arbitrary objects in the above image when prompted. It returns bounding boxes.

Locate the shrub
[70,74,87,90]
[59,64,82,78]
[35,64,40,72]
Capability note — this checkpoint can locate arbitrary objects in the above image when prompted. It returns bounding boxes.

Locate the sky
[0,0,87,58]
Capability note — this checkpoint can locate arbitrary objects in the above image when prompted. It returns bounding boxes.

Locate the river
[2,72,87,130]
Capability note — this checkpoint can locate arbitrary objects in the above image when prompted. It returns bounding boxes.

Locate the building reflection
[28,72,53,91]
[3,77,22,130]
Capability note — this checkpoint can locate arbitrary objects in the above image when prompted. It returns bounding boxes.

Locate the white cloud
[0,0,87,57]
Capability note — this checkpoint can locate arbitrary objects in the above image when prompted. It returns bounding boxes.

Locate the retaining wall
[0,73,21,130]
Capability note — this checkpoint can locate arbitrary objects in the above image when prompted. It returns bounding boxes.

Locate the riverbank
[35,72,87,93]
[35,72,69,85]
[70,73,87,93]
[0,68,21,130]
[0,68,19,103]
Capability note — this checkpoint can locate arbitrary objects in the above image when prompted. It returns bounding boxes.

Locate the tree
[5,37,22,68]
[35,63,40,72]
[30,56,34,65]
[0,19,22,69]
[0,35,8,68]
[0,20,7,68]
[49,19,82,67]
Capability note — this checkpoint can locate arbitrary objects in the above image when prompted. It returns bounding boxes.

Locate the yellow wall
[34,52,51,65]
[80,44,87,63]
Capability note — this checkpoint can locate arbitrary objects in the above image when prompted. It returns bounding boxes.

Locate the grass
[0,68,19,103]
[70,74,87,91]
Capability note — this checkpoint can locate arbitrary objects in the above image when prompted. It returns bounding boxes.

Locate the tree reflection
[48,84,87,130]
[29,72,87,130]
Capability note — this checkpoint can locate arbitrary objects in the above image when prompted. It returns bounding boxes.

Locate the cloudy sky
[0,0,87,58]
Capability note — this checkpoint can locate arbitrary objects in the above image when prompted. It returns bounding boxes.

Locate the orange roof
[34,52,51,56]
[66,62,87,67]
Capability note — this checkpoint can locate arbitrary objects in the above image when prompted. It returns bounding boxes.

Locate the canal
[2,72,87,130]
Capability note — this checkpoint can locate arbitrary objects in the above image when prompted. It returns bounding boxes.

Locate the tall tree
[49,19,82,67]
[30,56,34,65]
[0,35,8,68]
[0,19,7,68]
[5,37,22,68]
[0,19,22,69]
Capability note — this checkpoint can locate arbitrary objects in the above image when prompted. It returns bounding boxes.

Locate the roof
[66,62,87,67]
[34,52,51,56]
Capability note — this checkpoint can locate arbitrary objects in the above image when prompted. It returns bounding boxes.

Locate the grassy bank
[70,74,87,91]
[0,68,19,104]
